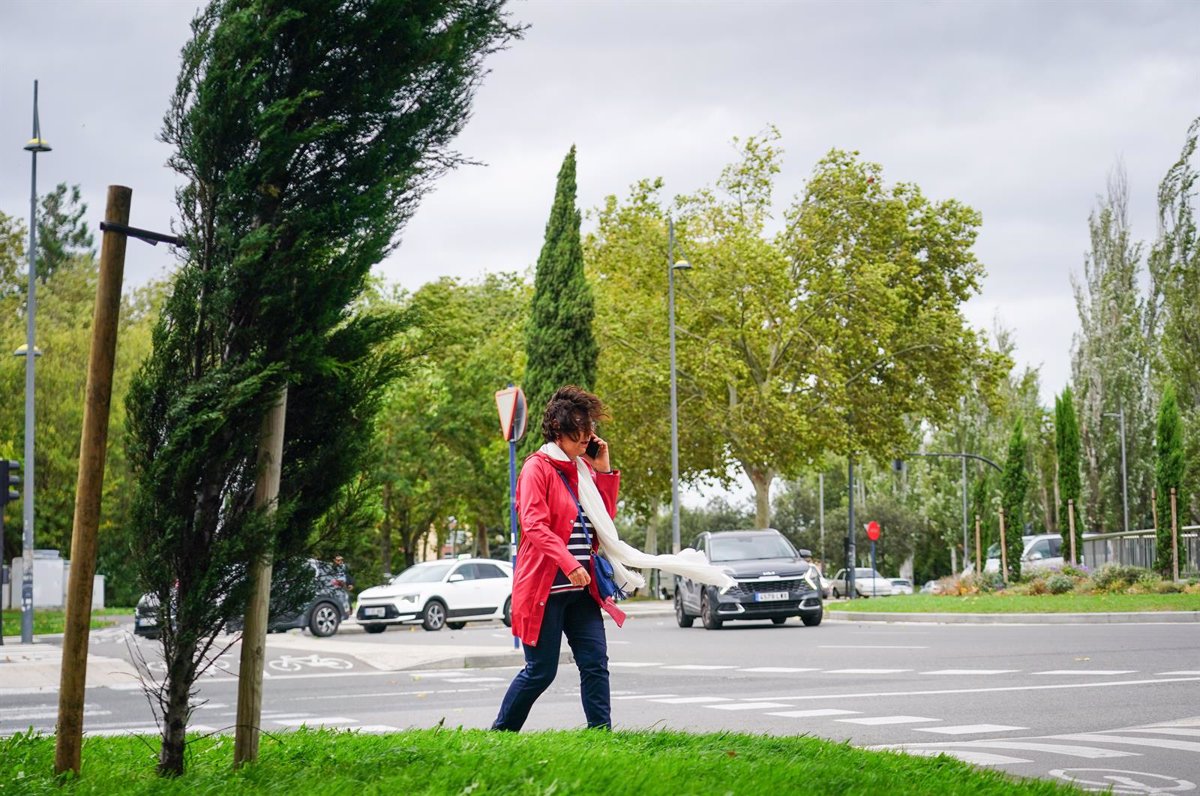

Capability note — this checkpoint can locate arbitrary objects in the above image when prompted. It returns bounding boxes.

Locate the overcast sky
[2,0,1198,410]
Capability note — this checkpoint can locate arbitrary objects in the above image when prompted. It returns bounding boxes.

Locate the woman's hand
[568,566,592,587]
[585,435,611,473]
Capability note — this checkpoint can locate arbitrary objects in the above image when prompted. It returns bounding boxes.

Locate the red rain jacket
[510,451,620,647]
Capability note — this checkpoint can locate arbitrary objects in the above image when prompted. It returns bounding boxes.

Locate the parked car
[888,578,913,595]
[830,567,893,598]
[674,529,824,630]
[355,558,513,632]
[920,579,945,594]
[968,534,1066,575]
[134,559,352,639]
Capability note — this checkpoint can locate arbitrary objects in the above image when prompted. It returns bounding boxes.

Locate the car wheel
[675,590,694,628]
[308,601,341,637]
[421,599,447,631]
[502,597,512,628]
[832,587,840,598]
[701,592,722,630]
[802,607,823,627]
[771,617,787,625]
[363,624,387,634]
[447,621,466,630]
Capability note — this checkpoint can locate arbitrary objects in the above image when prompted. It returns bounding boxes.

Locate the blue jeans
[492,589,611,731]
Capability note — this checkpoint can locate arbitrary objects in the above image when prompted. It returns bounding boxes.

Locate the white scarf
[541,443,736,594]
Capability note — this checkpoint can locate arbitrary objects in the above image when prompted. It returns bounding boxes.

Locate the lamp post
[1103,405,1129,535]
[20,81,50,644]
[668,216,691,555]
[902,451,1003,572]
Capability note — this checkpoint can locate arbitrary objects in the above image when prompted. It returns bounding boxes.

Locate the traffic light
[1,460,20,506]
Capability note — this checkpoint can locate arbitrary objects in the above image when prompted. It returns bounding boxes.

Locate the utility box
[9,550,66,609]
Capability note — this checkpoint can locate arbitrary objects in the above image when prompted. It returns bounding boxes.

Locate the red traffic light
[865,521,881,541]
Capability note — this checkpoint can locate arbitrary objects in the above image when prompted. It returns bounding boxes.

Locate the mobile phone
[585,438,600,459]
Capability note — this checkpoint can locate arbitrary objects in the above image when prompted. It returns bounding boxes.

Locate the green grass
[0,728,1080,795]
[2,607,129,637]
[828,592,1200,614]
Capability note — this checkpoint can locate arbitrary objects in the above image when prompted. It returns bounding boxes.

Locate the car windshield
[709,534,797,562]
[854,568,882,578]
[392,562,455,584]
[891,579,911,586]
[986,543,1001,559]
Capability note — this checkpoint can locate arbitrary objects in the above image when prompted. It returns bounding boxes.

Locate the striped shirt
[549,516,594,593]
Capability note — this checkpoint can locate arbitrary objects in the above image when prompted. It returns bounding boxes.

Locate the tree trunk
[158,639,197,776]
[746,466,774,529]
[475,520,489,558]
[380,483,393,576]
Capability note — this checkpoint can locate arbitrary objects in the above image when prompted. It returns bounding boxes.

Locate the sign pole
[508,437,518,649]
[870,541,876,597]
[495,384,527,651]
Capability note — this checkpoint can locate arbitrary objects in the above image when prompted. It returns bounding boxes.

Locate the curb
[827,610,1200,624]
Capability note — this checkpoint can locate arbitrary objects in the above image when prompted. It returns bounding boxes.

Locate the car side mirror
[1028,551,1043,561]
[448,574,465,583]
[798,549,812,559]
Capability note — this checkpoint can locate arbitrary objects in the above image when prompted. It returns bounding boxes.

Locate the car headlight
[396,593,419,604]
[802,570,819,591]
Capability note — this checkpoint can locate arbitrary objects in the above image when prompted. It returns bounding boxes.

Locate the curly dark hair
[541,385,609,443]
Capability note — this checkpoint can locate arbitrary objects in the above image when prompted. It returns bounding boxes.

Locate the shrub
[1046,573,1076,594]
[1090,564,1150,592]
[1152,579,1184,594]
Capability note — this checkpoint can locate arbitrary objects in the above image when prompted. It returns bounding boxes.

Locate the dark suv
[134,559,351,639]
[675,529,823,630]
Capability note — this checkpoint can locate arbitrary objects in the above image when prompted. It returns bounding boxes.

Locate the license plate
[363,606,385,617]
[755,592,788,602]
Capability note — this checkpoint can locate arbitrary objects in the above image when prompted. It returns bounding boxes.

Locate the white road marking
[660,665,737,671]
[609,662,663,668]
[1157,671,1200,676]
[0,705,110,722]
[84,725,216,737]
[348,725,401,733]
[192,702,229,711]
[913,724,1028,735]
[1121,728,1200,738]
[902,748,1032,766]
[820,645,928,650]
[707,702,792,711]
[613,694,677,700]
[767,708,861,718]
[1050,733,1200,753]
[741,667,819,673]
[1034,670,1137,676]
[921,669,1019,676]
[650,696,731,704]
[826,668,911,675]
[742,675,1200,702]
[273,717,358,727]
[839,715,939,726]
[439,677,505,683]
[292,687,493,701]
[953,741,1138,759]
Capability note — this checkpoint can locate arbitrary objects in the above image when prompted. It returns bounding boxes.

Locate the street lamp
[20,80,51,644]
[1103,405,1129,534]
[668,216,691,556]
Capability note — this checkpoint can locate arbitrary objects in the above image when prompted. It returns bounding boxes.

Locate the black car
[134,559,352,639]
[674,529,823,630]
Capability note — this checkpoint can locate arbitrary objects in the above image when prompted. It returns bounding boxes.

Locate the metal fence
[1081,526,1199,577]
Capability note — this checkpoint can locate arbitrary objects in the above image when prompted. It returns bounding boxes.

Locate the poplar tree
[523,146,597,448]
[1001,418,1029,581]
[1155,382,1185,576]
[126,0,519,775]
[1055,386,1082,557]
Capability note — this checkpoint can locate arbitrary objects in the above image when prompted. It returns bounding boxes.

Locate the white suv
[355,558,512,632]
[974,534,1066,575]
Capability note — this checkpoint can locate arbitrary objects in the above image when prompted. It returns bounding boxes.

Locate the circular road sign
[865,521,881,541]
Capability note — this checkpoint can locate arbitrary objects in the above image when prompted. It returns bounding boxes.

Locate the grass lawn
[827,592,1200,614]
[0,728,1080,795]
[2,607,129,637]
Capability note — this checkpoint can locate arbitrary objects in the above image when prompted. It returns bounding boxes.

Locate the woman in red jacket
[492,385,619,731]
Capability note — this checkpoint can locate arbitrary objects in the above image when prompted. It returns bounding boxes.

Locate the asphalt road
[4,613,1199,793]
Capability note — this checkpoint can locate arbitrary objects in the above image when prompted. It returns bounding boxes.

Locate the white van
[969,534,1065,575]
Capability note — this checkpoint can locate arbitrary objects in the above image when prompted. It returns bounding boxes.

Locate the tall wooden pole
[234,388,287,767]
[998,507,1008,585]
[1170,487,1180,583]
[974,514,981,575]
[55,186,131,775]
[1067,499,1077,566]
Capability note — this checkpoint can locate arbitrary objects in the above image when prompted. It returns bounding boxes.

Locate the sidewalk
[825,609,1200,624]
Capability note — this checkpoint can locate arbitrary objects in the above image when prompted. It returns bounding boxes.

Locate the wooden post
[1151,488,1159,537]
[1068,499,1077,566]
[54,186,131,775]
[974,514,982,575]
[1170,487,1180,582]
[998,507,1008,585]
[233,388,287,767]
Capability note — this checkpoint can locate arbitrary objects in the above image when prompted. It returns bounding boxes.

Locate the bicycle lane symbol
[1050,769,1197,795]
[267,654,354,673]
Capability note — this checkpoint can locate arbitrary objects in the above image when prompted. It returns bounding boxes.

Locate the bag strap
[554,469,596,551]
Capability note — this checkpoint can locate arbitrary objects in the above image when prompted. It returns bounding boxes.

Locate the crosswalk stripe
[1034,670,1136,676]
[921,669,1018,676]
[1157,671,1200,676]
[1122,728,1200,738]
[613,693,676,700]
[902,748,1031,766]
[956,740,1138,759]
[707,702,791,711]
[1050,733,1200,753]
[1,707,111,722]
[767,708,860,718]
[660,665,737,671]
[838,715,938,726]
[649,696,730,704]
[913,724,1027,735]
[84,725,217,737]
[273,717,358,727]
[609,662,663,668]
[741,667,819,673]
[826,669,911,675]
[347,725,401,733]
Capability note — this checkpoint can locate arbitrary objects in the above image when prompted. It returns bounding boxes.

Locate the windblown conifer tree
[125,0,520,775]
[1055,386,1082,557]
[1001,418,1029,581]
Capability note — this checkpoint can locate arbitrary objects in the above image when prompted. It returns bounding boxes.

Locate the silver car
[830,567,893,598]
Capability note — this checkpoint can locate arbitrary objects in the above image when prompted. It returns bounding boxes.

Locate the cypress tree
[1155,382,1185,577]
[523,146,597,448]
[1056,386,1082,559]
[1001,418,1029,581]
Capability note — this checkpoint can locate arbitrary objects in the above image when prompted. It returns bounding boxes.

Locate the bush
[1090,564,1150,592]
[1152,579,1184,594]
[1046,573,1076,594]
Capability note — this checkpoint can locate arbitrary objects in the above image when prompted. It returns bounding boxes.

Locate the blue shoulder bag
[555,469,627,602]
